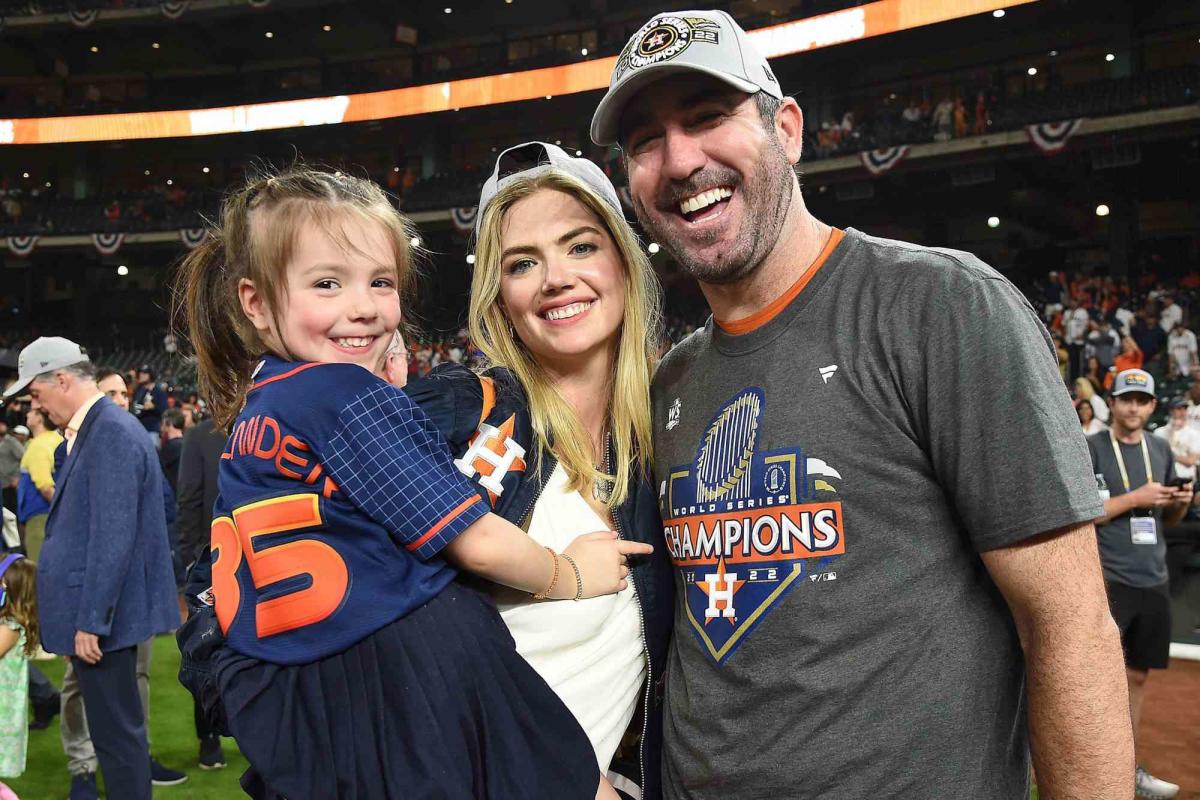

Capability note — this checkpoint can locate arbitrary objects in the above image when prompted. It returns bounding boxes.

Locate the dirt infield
[1140,657,1200,798]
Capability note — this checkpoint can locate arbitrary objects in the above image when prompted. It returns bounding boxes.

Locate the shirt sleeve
[27,443,55,490]
[321,381,488,560]
[902,259,1105,551]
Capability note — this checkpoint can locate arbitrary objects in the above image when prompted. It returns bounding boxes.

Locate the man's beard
[634,136,794,285]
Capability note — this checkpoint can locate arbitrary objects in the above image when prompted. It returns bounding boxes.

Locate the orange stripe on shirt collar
[715,228,844,336]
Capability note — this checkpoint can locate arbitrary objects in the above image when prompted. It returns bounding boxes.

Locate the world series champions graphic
[660,388,846,665]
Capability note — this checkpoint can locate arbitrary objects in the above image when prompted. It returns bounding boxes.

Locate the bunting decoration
[160,0,190,19]
[860,145,910,176]
[92,232,125,255]
[179,228,208,249]
[5,236,37,257]
[68,6,98,27]
[450,207,478,234]
[1026,119,1084,155]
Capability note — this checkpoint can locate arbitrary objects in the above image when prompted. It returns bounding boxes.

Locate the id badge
[1130,516,1158,546]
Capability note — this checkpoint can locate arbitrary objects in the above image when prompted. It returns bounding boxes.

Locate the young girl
[177,167,649,799]
[0,554,39,782]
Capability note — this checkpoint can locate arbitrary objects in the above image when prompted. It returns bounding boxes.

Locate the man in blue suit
[6,337,178,800]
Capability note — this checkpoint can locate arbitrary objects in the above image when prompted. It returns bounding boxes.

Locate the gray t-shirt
[651,228,1102,799]
[1086,431,1174,587]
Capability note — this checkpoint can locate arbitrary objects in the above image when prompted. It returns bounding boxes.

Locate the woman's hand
[560,531,654,599]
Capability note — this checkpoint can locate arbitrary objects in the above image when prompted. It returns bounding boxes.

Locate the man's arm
[981,521,1133,800]
[1097,481,1175,524]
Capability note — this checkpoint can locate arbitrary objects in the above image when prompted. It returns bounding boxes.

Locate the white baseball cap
[5,336,90,398]
[475,141,622,235]
[590,9,783,146]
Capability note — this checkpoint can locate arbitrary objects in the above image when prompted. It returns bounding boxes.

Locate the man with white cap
[1088,369,1191,800]
[593,10,1132,799]
[5,336,178,800]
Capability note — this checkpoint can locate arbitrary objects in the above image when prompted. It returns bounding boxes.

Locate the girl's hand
[561,531,654,599]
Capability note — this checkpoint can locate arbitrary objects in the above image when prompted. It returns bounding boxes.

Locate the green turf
[8,634,248,799]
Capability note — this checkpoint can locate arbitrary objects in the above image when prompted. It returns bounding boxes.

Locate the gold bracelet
[560,553,583,601]
[532,546,559,600]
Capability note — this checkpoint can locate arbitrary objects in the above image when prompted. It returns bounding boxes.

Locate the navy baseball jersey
[212,355,488,665]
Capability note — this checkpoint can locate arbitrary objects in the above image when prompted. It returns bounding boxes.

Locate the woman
[1076,398,1106,435]
[1083,355,1105,394]
[1074,377,1109,424]
[1104,335,1143,391]
[448,142,672,798]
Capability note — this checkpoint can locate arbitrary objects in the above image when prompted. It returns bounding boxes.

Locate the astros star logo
[697,556,744,626]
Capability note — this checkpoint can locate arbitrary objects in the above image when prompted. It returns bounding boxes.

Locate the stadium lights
[202,166,210,173]
[90,46,99,53]
[1105,53,1115,62]
[1049,50,1057,56]
[466,254,476,265]
[987,216,1000,228]
[1096,204,1110,217]
[581,48,588,56]
[1027,67,1037,76]
[554,139,561,145]
[117,265,129,277]
[144,169,151,175]
[992,9,1004,18]
[410,236,421,247]
[575,150,582,156]
[44,182,51,188]
[393,166,400,172]
[648,243,660,254]
[265,31,274,39]
[322,24,332,32]
[152,42,160,49]
[546,95,553,100]
[166,179,173,185]
[21,172,28,179]
[444,7,452,13]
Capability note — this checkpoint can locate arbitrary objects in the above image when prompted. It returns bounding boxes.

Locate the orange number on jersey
[210,494,350,639]
[210,516,242,634]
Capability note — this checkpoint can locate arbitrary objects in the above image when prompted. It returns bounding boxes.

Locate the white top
[490,463,645,772]
[1081,418,1107,436]
[1168,329,1197,368]
[1065,308,1090,345]
[1089,394,1110,424]
[1155,423,1200,480]
[1161,303,1182,333]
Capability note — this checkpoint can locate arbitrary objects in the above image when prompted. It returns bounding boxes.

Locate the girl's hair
[470,168,663,509]
[2,559,40,657]
[1076,399,1094,423]
[174,166,420,428]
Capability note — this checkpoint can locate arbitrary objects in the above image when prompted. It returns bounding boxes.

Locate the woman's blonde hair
[173,166,420,428]
[470,169,662,508]
[1074,377,1096,401]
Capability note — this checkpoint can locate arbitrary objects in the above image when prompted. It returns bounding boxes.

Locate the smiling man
[592,10,1133,799]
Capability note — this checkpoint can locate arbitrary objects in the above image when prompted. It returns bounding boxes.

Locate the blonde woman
[411,142,673,799]
[1075,376,1110,424]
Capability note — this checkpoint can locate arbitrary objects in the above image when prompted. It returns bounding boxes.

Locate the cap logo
[616,16,721,80]
[1125,373,1148,386]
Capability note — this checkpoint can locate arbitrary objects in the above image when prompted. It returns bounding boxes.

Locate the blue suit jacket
[38,396,179,654]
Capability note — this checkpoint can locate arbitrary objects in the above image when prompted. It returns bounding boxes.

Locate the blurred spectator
[1086,319,1121,371]
[1159,295,1182,333]
[1156,401,1200,482]
[0,422,23,516]
[1167,322,1197,379]
[131,366,165,450]
[1083,356,1106,395]
[1104,337,1144,392]
[15,407,60,561]
[1064,300,1090,380]
[158,409,186,495]
[1077,399,1106,435]
[1184,381,1200,432]
[931,97,954,141]
[1132,313,1167,366]
[1074,377,1109,424]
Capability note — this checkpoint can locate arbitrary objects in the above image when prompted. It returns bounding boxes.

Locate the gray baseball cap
[4,336,90,398]
[475,141,622,235]
[590,9,783,146]
[1111,369,1155,398]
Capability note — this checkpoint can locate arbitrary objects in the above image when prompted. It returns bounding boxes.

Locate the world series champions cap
[590,9,783,146]
[475,141,622,235]
[4,336,90,398]
[1111,369,1156,398]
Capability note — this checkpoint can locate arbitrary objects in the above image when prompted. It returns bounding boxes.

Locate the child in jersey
[177,167,650,799]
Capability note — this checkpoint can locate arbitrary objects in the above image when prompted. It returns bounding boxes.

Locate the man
[1184,379,1200,433]
[0,419,25,516]
[175,412,230,770]
[1159,295,1182,334]
[159,407,186,494]
[1064,298,1091,380]
[1086,318,1121,371]
[63,366,190,794]
[1088,370,1192,799]
[6,337,179,800]
[592,11,1132,798]
[131,364,166,450]
[1166,321,1197,379]
[11,425,28,446]
[1156,400,1200,482]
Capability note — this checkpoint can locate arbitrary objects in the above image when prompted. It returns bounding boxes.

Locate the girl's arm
[0,625,19,660]
[444,515,652,600]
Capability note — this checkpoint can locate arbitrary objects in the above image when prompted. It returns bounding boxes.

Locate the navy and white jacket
[180,362,673,799]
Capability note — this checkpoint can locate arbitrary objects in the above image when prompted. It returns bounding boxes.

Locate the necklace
[593,431,613,504]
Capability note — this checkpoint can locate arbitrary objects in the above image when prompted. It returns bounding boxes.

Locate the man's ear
[776,98,804,165]
[238,278,273,335]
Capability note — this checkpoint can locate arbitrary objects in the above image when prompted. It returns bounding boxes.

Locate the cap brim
[3,377,32,399]
[1112,388,1155,399]
[590,64,762,146]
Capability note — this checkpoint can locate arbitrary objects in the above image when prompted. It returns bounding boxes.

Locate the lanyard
[1109,432,1153,493]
